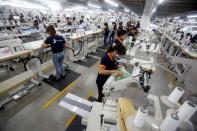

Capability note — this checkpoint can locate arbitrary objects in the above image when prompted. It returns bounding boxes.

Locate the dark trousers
[104,35,109,46]
[97,85,105,102]
[109,33,115,44]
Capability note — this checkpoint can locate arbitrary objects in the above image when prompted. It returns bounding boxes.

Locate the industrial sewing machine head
[102,65,151,106]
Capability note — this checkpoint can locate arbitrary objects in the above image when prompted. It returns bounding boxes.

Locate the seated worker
[96,44,126,102]
[107,29,127,53]
[42,25,74,81]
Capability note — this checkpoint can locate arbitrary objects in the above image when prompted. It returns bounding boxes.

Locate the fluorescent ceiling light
[152,8,156,13]
[188,19,196,22]
[124,8,130,13]
[109,9,115,12]
[159,0,164,4]
[96,9,102,12]
[186,21,197,24]
[187,15,197,18]
[64,5,88,11]
[39,0,62,10]
[174,17,180,19]
[76,5,88,10]
[104,0,119,7]
[87,3,101,9]
[0,0,47,10]
[0,1,6,5]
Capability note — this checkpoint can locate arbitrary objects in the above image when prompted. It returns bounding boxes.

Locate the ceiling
[120,0,197,17]
[1,0,197,17]
[65,0,197,17]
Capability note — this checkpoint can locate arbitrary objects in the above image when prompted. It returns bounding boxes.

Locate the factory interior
[0,0,197,131]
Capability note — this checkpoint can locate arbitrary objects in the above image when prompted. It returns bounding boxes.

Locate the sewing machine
[58,61,162,131]
[68,29,103,62]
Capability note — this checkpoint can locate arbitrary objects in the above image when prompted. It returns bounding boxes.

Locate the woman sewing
[96,44,126,102]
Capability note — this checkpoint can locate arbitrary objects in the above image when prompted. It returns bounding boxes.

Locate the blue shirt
[44,35,65,53]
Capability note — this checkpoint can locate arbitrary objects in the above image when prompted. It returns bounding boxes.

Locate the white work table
[130,57,156,71]
[15,30,40,37]
[69,30,102,40]
[23,40,44,51]
[157,29,197,59]
[117,57,155,72]
[139,43,160,53]
[0,40,44,63]
[0,50,30,63]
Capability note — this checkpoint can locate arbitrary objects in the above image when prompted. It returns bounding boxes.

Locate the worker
[109,22,117,44]
[42,25,74,81]
[96,44,126,102]
[65,17,69,24]
[117,22,123,31]
[103,23,110,46]
[126,21,131,33]
[128,26,138,42]
[79,15,84,24]
[107,29,127,52]
[136,21,140,28]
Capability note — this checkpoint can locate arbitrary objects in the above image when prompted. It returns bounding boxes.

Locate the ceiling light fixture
[152,8,156,13]
[124,8,130,13]
[104,0,119,7]
[0,0,47,10]
[174,17,180,19]
[188,19,196,22]
[187,15,197,18]
[186,21,197,24]
[109,9,115,12]
[159,0,165,4]
[87,3,101,9]
[38,0,62,10]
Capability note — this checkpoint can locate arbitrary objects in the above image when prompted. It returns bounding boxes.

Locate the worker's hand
[41,43,45,48]
[113,70,123,77]
[117,64,124,68]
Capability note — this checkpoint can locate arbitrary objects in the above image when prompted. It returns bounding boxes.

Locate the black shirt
[44,35,65,53]
[104,27,110,36]
[96,53,117,87]
[112,26,117,34]
[107,39,123,53]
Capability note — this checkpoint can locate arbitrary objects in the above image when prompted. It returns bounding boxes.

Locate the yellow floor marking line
[65,90,94,128]
[43,81,76,109]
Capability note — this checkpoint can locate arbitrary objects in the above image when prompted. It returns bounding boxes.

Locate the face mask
[46,34,50,37]
[114,54,120,60]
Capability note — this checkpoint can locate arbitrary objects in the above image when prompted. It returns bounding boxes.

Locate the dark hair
[110,44,126,55]
[46,25,56,35]
[117,30,126,37]
[104,23,108,26]
[112,22,116,25]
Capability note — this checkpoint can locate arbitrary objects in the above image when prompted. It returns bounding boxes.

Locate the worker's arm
[99,65,123,77]
[41,43,50,48]
[64,42,75,52]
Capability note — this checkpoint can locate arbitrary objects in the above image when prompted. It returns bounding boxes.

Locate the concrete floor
[0,51,173,131]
